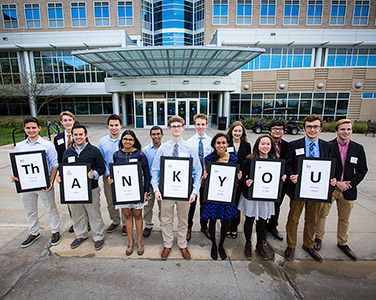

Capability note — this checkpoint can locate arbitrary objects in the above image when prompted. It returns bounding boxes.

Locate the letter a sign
[295,157,336,203]
[160,157,193,201]
[60,164,92,204]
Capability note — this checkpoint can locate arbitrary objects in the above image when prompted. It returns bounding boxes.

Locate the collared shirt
[142,142,162,170]
[73,142,99,180]
[15,136,58,175]
[98,134,121,177]
[187,133,213,158]
[151,138,202,195]
[305,137,320,158]
[337,138,350,181]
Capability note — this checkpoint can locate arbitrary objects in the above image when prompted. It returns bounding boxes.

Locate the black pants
[229,188,241,233]
[188,186,208,230]
[244,216,266,245]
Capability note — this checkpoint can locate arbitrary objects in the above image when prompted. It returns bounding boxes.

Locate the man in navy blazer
[284,114,336,262]
[54,111,75,164]
[314,119,367,260]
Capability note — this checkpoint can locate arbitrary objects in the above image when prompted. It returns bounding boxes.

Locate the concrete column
[315,48,323,67]
[218,93,223,118]
[112,92,120,115]
[23,51,37,117]
[223,91,230,128]
[121,93,127,126]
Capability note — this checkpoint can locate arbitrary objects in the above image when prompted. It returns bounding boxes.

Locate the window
[24,3,41,28]
[71,2,86,27]
[194,0,205,30]
[362,92,376,99]
[237,0,252,25]
[118,1,133,26]
[260,0,276,25]
[48,3,64,28]
[94,1,110,27]
[141,0,152,30]
[353,0,369,25]
[326,48,376,67]
[284,0,299,25]
[307,0,322,25]
[2,4,18,29]
[194,31,204,46]
[330,0,346,25]
[0,52,20,84]
[213,0,228,25]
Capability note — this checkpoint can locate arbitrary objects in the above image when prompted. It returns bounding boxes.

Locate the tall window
[24,3,41,28]
[2,4,18,29]
[94,1,110,27]
[307,0,322,25]
[283,0,299,25]
[194,0,205,30]
[118,1,133,26]
[330,0,346,25]
[213,0,228,25]
[353,0,369,25]
[260,0,276,25]
[141,0,152,30]
[71,2,86,27]
[237,0,252,25]
[48,3,64,28]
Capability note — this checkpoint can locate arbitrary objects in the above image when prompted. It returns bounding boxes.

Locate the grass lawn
[0,127,51,146]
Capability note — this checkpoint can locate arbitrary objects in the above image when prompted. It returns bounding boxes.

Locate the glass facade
[118,1,133,26]
[230,92,350,122]
[327,48,376,67]
[0,52,20,84]
[260,0,276,25]
[353,0,369,26]
[25,3,41,28]
[236,0,252,25]
[2,4,18,29]
[71,2,87,27]
[94,1,110,27]
[306,0,322,25]
[330,0,346,26]
[283,0,299,25]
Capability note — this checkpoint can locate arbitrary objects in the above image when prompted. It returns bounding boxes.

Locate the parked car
[251,119,301,135]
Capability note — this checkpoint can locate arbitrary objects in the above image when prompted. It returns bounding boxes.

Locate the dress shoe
[256,244,268,260]
[143,227,152,238]
[268,228,283,241]
[180,247,191,260]
[201,228,211,239]
[337,244,357,261]
[106,223,119,233]
[302,245,322,262]
[186,228,192,241]
[284,247,295,261]
[210,244,218,260]
[314,238,322,251]
[161,247,170,260]
[68,225,74,233]
[244,242,252,259]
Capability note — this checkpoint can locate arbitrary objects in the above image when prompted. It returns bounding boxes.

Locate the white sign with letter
[60,164,92,204]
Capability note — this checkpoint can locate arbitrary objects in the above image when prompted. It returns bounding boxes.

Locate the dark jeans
[266,190,286,231]
[188,186,208,230]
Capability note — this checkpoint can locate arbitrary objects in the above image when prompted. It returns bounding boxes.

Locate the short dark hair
[150,126,163,135]
[268,120,285,131]
[107,114,122,125]
[303,114,323,128]
[72,124,87,134]
[23,117,40,127]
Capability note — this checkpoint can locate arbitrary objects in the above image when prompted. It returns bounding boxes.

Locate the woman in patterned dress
[201,133,242,260]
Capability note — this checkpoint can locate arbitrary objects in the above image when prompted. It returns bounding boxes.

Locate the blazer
[331,139,368,200]
[275,138,289,159]
[229,139,252,165]
[285,137,333,199]
[53,131,67,164]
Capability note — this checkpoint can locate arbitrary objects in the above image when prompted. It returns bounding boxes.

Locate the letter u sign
[310,171,321,183]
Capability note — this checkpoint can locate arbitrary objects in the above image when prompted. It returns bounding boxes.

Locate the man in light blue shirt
[142,126,164,238]
[151,116,202,260]
[12,117,60,248]
[98,114,126,235]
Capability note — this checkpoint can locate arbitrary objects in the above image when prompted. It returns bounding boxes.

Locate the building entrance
[144,100,167,127]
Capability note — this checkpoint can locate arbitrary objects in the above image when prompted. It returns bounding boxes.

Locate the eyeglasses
[169,125,183,129]
[271,127,284,132]
[151,133,162,136]
[305,125,321,130]
[122,138,134,142]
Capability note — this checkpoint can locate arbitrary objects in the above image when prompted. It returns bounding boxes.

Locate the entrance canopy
[72,46,264,77]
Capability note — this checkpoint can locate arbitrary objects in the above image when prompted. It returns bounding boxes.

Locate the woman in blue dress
[201,133,242,260]
[111,130,150,256]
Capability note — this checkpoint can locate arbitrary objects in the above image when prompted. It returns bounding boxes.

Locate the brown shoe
[337,244,357,261]
[106,223,119,233]
[186,228,192,241]
[201,228,211,239]
[161,247,170,260]
[143,227,152,238]
[314,238,322,251]
[244,242,252,259]
[302,245,322,263]
[180,247,191,260]
[285,246,295,261]
[256,244,268,260]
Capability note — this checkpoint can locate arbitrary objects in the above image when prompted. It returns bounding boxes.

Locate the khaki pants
[160,200,190,249]
[286,199,323,249]
[316,187,355,246]
[69,187,105,242]
[103,177,124,225]
[143,187,161,229]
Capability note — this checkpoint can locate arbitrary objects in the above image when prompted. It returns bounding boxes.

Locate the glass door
[145,101,154,126]
[178,101,186,123]
[144,100,167,128]
[189,100,198,126]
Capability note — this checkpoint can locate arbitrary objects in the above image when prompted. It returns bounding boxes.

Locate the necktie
[309,142,315,157]
[275,141,280,159]
[67,134,72,148]
[198,137,204,174]
[172,143,179,157]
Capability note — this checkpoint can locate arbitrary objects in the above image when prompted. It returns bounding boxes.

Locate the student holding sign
[11,117,60,248]
[201,133,240,260]
[238,135,286,260]
[111,130,150,256]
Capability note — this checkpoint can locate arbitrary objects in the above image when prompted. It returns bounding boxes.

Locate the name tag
[180,152,189,158]
[57,138,64,145]
[350,157,358,164]
[129,158,138,163]
[227,147,234,153]
[295,148,304,156]
[68,156,75,163]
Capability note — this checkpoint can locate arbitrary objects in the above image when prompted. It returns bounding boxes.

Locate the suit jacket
[331,138,368,200]
[229,139,252,165]
[274,138,289,159]
[285,137,333,199]
[53,131,67,164]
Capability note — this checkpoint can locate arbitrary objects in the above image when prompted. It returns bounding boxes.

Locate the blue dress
[201,153,239,221]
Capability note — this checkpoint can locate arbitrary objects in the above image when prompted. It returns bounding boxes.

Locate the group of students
[11,111,367,262]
